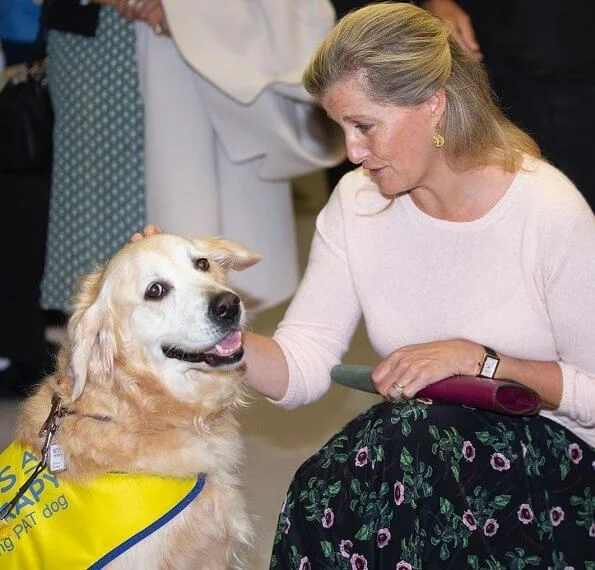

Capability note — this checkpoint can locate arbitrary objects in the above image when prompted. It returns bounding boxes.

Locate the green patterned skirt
[271,401,595,569]
[42,7,145,312]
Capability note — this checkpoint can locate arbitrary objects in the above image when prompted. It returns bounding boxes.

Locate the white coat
[134,0,344,311]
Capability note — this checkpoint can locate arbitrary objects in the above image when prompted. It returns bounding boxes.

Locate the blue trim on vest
[88,473,207,569]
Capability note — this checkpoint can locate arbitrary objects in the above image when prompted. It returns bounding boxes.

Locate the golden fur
[14,234,261,569]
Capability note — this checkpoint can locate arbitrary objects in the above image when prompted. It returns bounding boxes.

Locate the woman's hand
[108,0,170,35]
[131,225,162,243]
[112,0,139,22]
[372,339,482,400]
[135,0,170,35]
[424,0,483,61]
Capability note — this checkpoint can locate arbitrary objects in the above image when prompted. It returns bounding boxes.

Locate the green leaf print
[321,540,334,559]
[299,477,342,521]
[318,435,349,469]
[354,418,384,454]
[474,421,518,459]
[439,542,450,561]
[544,424,573,481]
[440,497,455,516]
[504,547,541,569]
[390,400,430,432]
[430,425,464,482]
[521,425,546,477]
[374,444,385,463]
[401,456,433,509]
[569,486,594,530]
[350,480,393,540]
[536,509,553,541]
[465,486,511,526]
[430,503,472,561]
[401,446,414,469]
[400,517,427,570]
[467,554,506,570]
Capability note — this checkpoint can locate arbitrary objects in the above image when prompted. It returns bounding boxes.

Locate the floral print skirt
[270,400,595,569]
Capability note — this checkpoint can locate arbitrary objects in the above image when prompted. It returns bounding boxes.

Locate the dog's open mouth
[162,330,244,367]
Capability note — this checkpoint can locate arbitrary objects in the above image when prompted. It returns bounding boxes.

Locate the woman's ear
[427,88,447,121]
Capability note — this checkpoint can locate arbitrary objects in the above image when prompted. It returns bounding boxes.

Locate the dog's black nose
[208,292,241,323]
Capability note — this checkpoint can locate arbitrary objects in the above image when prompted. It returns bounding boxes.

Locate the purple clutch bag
[331,365,542,416]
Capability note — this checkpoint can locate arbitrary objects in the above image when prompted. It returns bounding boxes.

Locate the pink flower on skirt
[462,440,476,462]
[350,553,368,569]
[517,503,534,524]
[490,452,511,471]
[355,446,369,467]
[462,509,477,531]
[483,518,499,537]
[322,508,334,529]
[394,481,405,506]
[568,443,583,464]
[549,507,565,527]
[339,540,353,558]
[377,528,391,548]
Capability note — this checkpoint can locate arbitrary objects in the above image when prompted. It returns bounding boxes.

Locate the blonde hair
[303,2,540,172]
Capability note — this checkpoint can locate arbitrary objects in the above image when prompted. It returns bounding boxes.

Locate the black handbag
[0,60,54,172]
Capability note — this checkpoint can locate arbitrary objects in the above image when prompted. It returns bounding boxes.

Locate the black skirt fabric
[270,400,595,569]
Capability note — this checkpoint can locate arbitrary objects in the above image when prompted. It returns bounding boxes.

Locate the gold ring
[393,382,404,395]
[153,23,163,35]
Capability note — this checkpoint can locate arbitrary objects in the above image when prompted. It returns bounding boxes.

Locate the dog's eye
[194,258,210,271]
[145,281,170,300]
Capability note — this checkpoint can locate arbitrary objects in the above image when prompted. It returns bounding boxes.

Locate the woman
[138,3,594,567]
[263,3,595,567]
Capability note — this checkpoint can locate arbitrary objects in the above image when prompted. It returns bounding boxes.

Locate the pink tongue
[204,330,242,355]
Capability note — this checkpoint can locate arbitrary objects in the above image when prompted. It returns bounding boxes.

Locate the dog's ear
[67,270,119,402]
[196,238,262,271]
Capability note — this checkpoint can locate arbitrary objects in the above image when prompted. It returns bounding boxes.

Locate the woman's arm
[242,332,289,401]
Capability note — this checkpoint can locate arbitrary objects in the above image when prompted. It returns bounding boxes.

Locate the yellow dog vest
[0,442,205,569]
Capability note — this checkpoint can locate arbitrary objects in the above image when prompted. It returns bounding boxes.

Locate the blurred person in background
[0,0,52,398]
[425,0,595,209]
[40,0,344,325]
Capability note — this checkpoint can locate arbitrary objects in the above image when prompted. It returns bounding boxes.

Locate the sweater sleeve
[545,205,595,429]
[271,186,363,408]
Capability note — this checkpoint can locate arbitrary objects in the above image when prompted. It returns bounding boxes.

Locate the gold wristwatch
[478,345,500,379]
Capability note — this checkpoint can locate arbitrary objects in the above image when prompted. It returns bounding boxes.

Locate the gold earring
[432,128,445,148]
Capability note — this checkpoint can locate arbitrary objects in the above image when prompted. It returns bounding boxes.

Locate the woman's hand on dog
[131,225,163,242]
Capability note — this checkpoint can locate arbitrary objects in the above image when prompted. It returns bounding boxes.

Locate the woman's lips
[367,166,385,177]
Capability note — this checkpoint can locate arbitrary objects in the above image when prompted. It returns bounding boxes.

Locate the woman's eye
[356,123,372,133]
[195,258,210,271]
[145,282,170,300]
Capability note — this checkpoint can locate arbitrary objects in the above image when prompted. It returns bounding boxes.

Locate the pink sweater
[273,157,595,447]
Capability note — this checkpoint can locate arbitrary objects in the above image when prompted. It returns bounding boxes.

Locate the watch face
[482,355,499,378]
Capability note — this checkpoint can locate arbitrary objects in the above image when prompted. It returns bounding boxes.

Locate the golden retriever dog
[1,234,260,569]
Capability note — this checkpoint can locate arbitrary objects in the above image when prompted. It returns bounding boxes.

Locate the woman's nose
[345,139,367,165]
